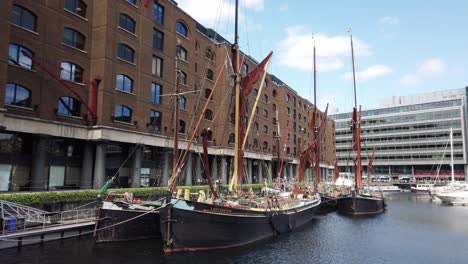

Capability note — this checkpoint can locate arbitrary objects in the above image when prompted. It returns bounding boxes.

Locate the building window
[5,83,31,107]
[153,2,164,25]
[242,63,248,76]
[150,110,162,132]
[205,109,213,121]
[206,69,214,81]
[64,0,87,17]
[153,29,164,50]
[263,141,268,150]
[179,96,186,109]
[63,28,85,50]
[272,103,276,111]
[116,74,133,93]
[180,71,187,85]
[119,14,136,33]
[254,122,259,131]
[179,120,186,133]
[273,117,277,125]
[293,97,296,107]
[263,125,268,134]
[263,109,268,118]
[272,145,277,153]
[286,107,290,114]
[263,94,268,103]
[272,89,277,97]
[114,105,132,123]
[117,43,134,63]
[176,21,188,37]
[152,56,163,77]
[151,83,162,104]
[58,96,81,116]
[263,80,268,88]
[177,45,187,61]
[286,94,290,102]
[8,44,32,69]
[253,89,258,98]
[60,62,83,83]
[11,5,37,32]
[253,139,259,149]
[205,88,212,99]
[228,133,235,144]
[195,41,200,52]
[205,48,214,61]
[127,0,137,5]
[206,130,213,141]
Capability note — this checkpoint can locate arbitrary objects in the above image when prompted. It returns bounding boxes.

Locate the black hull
[317,193,337,213]
[96,208,160,242]
[160,198,320,253]
[336,195,385,215]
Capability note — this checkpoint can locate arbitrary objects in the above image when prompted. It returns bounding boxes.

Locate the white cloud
[308,94,342,114]
[379,16,400,25]
[277,26,371,72]
[279,3,288,12]
[342,65,393,81]
[399,58,448,86]
[177,0,264,28]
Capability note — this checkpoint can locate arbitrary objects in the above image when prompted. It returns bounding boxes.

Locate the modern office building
[0,0,335,192]
[330,88,468,182]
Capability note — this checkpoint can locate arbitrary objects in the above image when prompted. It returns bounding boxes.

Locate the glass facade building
[330,88,468,182]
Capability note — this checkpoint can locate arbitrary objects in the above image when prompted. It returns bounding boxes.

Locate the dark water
[4,193,468,264]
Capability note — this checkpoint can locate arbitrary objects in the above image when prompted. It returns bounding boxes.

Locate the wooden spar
[275,109,281,184]
[172,57,180,180]
[166,64,226,195]
[313,39,321,188]
[242,55,273,149]
[229,0,241,193]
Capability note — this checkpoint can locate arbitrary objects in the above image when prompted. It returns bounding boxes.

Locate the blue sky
[177,0,468,113]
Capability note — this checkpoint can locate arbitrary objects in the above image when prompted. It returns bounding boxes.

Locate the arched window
[263,109,268,118]
[8,44,33,69]
[119,14,136,33]
[272,103,276,111]
[263,125,268,134]
[273,131,277,138]
[5,83,31,107]
[205,109,213,121]
[58,96,81,116]
[60,62,83,83]
[287,147,291,154]
[204,88,212,99]
[206,130,213,141]
[272,145,277,153]
[176,21,188,37]
[179,120,186,133]
[11,5,37,32]
[253,139,259,149]
[116,74,133,93]
[206,69,214,81]
[263,80,268,88]
[253,89,258,97]
[228,133,235,144]
[263,94,268,103]
[254,122,259,131]
[205,48,215,61]
[64,0,87,17]
[272,89,277,97]
[273,117,277,125]
[117,43,134,63]
[63,27,85,50]
[151,83,162,104]
[286,94,290,101]
[150,110,162,132]
[114,105,132,123]
[195,40,200,52]
[180,71,187,85]
[286,107,290,114]
[263,141,268,150]
[177,45,187,61]
[179,96,186,109]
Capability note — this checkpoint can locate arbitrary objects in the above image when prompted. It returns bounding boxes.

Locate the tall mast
[450,128,454,184]
[313,37,321,188]
[350,30,361,192]
[230,0,241,192]
[172,57,180,178]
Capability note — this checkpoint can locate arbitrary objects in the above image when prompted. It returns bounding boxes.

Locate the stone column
[80,142,93,189]
[31,136,48,191]
[195,154,202,183]
[130,145,142,188]
[161,150,171,186]
[258,160,263,184]
[464,164,468,182]
[267,161,273,184]
[247,159,253,184]
[221,156,227,184]
[185,152,193,186]
[289,163,294,181]
[282,164,288,180]
[93,142,106,189]
[210,156,218,181]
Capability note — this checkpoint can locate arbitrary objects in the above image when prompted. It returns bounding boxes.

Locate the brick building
[0,0,335,192]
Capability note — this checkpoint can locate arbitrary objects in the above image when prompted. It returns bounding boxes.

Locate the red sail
[201,129,218,198]
[241,51,273,95]
[333,159,339,182]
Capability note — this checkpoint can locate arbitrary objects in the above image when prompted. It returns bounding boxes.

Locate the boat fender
[184,189,190,200]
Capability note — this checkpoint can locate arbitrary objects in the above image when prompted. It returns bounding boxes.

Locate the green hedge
[0,184,268,205]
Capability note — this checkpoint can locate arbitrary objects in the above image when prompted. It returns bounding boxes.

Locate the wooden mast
[350,30,362,192]
[172,56,181,181]
[229,0,241,192]
[313,37,321,189]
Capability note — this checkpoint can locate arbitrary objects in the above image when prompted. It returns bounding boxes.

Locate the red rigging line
[21,50,98,125]
[201,129,218,198]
